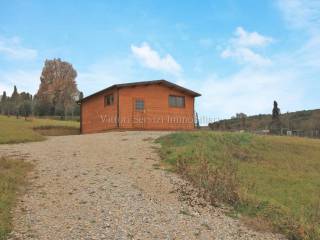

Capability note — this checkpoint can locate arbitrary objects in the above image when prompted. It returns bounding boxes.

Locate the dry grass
[33,126,80,136]
[0,115,79,144]
[0,157,32,239]
[157,131,320,240]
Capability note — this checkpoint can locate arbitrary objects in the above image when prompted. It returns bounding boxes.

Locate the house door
[132,98,145,129]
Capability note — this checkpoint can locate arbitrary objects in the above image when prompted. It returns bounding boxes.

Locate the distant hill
[209,109,320,136]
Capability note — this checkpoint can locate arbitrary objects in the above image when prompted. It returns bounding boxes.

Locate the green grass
[157,131,320,239]
[0,157,32,239]
[0,115,80,144]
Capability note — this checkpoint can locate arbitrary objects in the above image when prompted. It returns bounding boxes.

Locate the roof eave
[78,80,201,103]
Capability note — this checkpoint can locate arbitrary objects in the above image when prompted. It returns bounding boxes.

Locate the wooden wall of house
[81,89,118,134]
[81,83,196,133]
[118,84,195,130]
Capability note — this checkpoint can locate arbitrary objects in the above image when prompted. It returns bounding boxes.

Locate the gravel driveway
[0,131,285,240]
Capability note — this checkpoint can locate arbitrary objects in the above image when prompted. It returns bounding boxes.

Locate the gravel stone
[0,131,286,240]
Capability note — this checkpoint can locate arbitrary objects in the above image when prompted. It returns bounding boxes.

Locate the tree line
[0,58,83,119]
[0,86,33,118]
[209,100,320,137]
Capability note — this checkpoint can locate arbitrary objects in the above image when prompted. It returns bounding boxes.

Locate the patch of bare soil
[33,126,79,136]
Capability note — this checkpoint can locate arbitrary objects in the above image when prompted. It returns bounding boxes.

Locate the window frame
[135,99,145,111]
[169,95,185,108]
[104,94,114,107]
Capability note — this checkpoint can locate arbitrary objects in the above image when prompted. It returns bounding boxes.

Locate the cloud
[221,27,273,66]
[0,69,41,95]
[277,0,320,68]
[233,27,274,47]
[277,0,320,34]
[203,2,320,119]
[0,82,11,95]
[131,42,182,75]
[196,66,304,119]
[77,57,138,96]
[221,47,272,66]
[196,24,315,119]
[77,54,187,98]
[0,36,37,60]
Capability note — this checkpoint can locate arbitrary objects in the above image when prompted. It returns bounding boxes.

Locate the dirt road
[0,132,284,240]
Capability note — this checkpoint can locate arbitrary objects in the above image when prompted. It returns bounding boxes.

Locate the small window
[135,99,144,110]
[169,95,185,108]
[104,94,114,106]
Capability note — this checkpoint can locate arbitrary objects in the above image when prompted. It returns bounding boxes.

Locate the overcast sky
[0,0,319,119]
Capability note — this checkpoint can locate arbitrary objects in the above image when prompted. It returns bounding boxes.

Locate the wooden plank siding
[80,81,199,134]
[118,84,195,130]
[81,89,118,133]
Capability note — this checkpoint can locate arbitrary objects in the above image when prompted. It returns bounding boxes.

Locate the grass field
[0,157,32,239]
[157,132,320,240]
[0,115,79,239]
[0,115,80,144]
